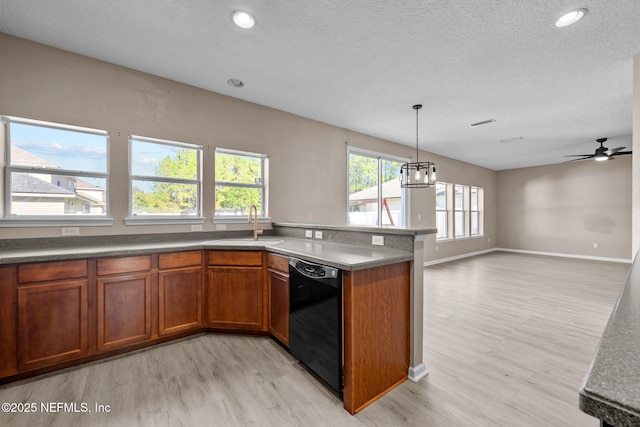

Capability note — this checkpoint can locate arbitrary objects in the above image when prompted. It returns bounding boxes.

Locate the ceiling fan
[564,138,632,162]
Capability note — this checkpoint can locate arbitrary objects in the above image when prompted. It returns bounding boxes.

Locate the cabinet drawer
[97,255,151,276]
[18,260,87,284]
[159,251,202,270]
[267,253,289,273]
[208,251,262,267]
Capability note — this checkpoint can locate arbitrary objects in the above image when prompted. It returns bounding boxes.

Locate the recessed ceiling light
[231,10,255,29]
[555,8,588,27]
[227,78,244,88]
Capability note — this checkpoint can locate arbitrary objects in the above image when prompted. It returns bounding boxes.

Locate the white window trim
[126,135,203,224]
[347,146,408,228]
[1,115,111,224]
[214,147,269,220]
[435,181,450,241]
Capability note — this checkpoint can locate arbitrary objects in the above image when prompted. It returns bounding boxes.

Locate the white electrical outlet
[593,243,598,249]
[215,224,227,231]
[314,231,323,239]
[372,235,384,246]
[417,214,421,220]
[305,230,313,238]
[436,245,439,251]
[191,224,203,232]
[488,237,491,243]
[61,227,79,236]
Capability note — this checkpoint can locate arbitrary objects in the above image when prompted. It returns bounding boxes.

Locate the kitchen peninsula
[0,223,434,414]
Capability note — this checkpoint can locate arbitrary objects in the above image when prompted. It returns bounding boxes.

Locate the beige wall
[497,156,632,260]
[0,33,496,249]
[633,54,640,259]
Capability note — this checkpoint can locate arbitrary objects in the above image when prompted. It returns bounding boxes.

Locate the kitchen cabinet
[207,250,266,331]
[158,251,204,336]
[16,260,89,371]
[96,256,152,351]
[267,253,289,346]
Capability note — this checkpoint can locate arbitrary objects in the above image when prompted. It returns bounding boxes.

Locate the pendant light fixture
[400,104,437,188]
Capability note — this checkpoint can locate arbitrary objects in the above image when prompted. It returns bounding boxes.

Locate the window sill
[125,216,206,226]
[436,237,454,243]
[0,217,115,227]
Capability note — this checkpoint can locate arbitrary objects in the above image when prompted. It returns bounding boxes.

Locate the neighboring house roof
[349,179,401,202]
[12,173,74,195]
[10,146,59,168]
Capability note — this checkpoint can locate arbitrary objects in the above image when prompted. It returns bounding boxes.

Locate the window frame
[435,181,452,240]
[470,186,484,237]
[126,135,204,225]
[214,147,269,222]
[347,146,408,228]
[0,115,113,227]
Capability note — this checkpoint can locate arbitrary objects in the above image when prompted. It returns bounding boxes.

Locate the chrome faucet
[248,205,263,240]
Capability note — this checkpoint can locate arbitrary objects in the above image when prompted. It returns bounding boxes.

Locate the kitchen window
[347,147,407,227]
[127,135,203,224]
[1,115,112,225]
[435,182,450,239]
[214,148,268,219]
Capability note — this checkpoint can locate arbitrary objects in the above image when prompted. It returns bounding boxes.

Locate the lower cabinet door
[268,269,289,346]
[97,273,152,351]
[18,280,88,370]
[158,267,203,336]
[207,267,264,330]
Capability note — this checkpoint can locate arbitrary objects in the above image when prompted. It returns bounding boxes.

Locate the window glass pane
[380,159,403,226]
[11,172,106,215]
[10,122,107,173]
[436,182,446,210]
[455,211,465,237]
[131,180,197,216]
[131,140,197,180]
[215,152,262,185]
[471,211,479,235]
[436,211,448,239]
[215,185,262,216]
[454,185,464,210]
[471,187,478,210]
[348,153,379,226]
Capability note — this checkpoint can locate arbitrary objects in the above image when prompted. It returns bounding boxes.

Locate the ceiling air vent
[469,119,496,127]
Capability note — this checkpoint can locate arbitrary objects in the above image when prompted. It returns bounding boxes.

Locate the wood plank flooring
[0,252,629,426]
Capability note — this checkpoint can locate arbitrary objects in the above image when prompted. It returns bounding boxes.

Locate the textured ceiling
[1,0,639,170]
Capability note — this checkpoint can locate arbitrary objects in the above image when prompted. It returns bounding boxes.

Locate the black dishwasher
[289,257,343,395]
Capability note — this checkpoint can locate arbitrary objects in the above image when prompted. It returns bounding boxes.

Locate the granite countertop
[579,255,640,426]
[0,236,413,271]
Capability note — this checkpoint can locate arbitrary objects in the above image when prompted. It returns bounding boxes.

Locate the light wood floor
[0,252,629,426]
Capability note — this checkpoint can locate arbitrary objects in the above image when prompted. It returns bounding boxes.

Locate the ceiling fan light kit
[399,104,437,189]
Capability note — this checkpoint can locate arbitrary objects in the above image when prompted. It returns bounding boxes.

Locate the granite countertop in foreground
[580,254,640,426]
[0,236,413,271]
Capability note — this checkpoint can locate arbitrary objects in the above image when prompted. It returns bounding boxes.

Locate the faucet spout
[248,205,263,240]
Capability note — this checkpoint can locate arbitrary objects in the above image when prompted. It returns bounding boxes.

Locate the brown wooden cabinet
[267,253,289,346]
[96,256,152,351]
[207,250,266,331]
[16,260,89,371]
[158,251,204,336]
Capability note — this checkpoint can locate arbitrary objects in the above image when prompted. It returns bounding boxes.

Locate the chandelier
[399,104,436,188]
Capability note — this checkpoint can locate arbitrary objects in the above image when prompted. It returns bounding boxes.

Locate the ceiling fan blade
[606,146,626,156]
[564,154,594,157]
[564,156,594,163]
[611,151,632,156]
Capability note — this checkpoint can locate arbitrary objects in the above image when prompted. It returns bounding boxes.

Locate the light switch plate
[191,224,203,232]
[372,235,384,246]
[305,230,313,238]
[61,227,80,236]
[314,231,323,239]
[215,224,227,231]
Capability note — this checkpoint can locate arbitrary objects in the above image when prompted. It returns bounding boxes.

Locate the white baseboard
[424,248,496,266]
[424,247,632,266]
[495,248,632,264]
[408,363,428,382]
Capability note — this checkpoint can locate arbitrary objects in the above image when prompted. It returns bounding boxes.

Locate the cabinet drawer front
[267,253,289,273]
[159,251,203,270]
[18,260,87,284]
[208,251,262,266]
[97,255,151,276]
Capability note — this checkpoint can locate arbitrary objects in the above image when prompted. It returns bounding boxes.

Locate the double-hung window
[1,116,110,223]
[128,135,202,222]
[347,147,407,227]
[470,186,484,236]
[214,148,268,218]
[454,184,467,237]
[435,182,450,239]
